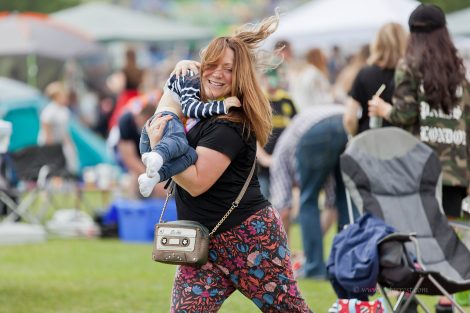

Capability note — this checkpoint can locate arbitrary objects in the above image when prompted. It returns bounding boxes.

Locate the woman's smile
[202,48,234,99]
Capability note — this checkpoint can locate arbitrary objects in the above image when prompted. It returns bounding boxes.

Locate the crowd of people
[31,3,470,312]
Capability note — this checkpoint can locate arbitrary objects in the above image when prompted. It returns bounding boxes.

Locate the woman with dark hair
[369,6,470,312]
[369,4,470,222]
[369,8,470,313]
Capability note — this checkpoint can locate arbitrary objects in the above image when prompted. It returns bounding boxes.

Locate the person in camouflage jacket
[368,3,470,218]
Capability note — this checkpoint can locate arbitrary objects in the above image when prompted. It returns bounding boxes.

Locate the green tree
[0,0,82,14]
[421,0,470,13]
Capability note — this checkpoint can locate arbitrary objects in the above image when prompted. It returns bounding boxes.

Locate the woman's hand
[146,114,173,148]
[368,96,392,120]
[171,60,201,77]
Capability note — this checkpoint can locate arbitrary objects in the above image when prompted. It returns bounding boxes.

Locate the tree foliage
[0,0,81,14]
[420,0,470,13]
[0,0,469,17]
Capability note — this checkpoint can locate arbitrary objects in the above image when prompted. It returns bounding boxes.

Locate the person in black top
[146,13,312,313]
[116,102,164,198]
[343,22,408,136]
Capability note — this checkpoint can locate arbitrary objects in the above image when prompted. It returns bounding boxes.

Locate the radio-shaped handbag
[152,160,256,266]
[153,220,209,266]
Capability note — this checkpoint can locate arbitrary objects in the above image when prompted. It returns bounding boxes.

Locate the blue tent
[0,77,113,172]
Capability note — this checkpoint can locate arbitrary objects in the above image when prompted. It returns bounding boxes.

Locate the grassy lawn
[0,223,453,313]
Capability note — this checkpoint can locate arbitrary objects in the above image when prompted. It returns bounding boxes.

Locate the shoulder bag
[152,160,256,266]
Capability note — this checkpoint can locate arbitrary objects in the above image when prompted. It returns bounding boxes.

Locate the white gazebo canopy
[51,2,214,43]
[266,0,420,54]
[447,7,470,36]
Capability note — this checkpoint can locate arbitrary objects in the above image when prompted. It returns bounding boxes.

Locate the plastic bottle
[369,84,386,129]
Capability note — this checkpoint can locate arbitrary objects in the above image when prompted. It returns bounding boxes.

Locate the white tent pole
[26,54,38,88]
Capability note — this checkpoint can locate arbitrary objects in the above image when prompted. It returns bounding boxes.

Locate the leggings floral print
[170,207,312,313]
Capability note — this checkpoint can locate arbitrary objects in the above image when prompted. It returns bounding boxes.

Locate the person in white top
[274,41,333,112]
[38,81,78,173]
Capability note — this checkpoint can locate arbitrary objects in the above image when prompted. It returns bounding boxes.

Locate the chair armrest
[378,232,427,271]
[378,232,416,244]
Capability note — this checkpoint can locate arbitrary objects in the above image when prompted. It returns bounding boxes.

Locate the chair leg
[377,283,430,313]
[394,290,431,313]
[377,283,395,312]
[394,291,406,312]
[413,296,431,313]
[2,190,39,223]
[398,276,425,313]
[427,274,466,313]
[0,191,20,218]
[345,188,355,225]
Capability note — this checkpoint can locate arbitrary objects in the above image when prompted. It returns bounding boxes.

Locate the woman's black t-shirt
[349,64,395,134]
[175,117,270,234]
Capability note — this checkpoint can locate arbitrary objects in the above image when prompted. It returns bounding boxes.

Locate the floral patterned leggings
[170,207,313,313]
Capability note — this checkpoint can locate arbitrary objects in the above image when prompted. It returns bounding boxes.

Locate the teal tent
[70,117,114,169]
[0,77,113,172]
[2,101,42,151]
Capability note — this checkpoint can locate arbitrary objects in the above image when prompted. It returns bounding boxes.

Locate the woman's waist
[176,193,269,212]
[176,202,269,234]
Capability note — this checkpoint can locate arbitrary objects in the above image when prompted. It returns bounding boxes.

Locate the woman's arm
[343,97,361,136]
[387,64,419,126]
[256,141,272,167]
[172,146,231,197]
[41,122,54,145]
[386,61,420,126]
[145,114,231,197]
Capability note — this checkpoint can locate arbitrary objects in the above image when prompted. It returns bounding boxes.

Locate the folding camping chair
[0,152,19,218]
[340,127,470,313]
[1,144,78,224]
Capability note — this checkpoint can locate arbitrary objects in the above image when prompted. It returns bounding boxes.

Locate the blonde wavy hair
[368,22,408,69]
[199,13,280,147]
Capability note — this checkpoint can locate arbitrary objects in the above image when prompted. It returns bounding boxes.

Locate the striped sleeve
[168,75,227,119]
[270,135,296,211]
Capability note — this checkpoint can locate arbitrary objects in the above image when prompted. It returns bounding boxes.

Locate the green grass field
[0,226,330,313]
[0,222,451,313]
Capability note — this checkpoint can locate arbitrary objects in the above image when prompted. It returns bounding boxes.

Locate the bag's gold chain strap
[158,159,257,236]
[209,159,256,235]
[158,184,174,224]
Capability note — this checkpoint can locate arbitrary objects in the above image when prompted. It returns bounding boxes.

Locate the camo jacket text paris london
[390,59,470,187]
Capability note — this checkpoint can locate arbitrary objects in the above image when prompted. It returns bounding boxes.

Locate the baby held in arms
[138,72,241,197]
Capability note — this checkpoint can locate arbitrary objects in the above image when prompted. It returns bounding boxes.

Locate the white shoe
[142,152,163,178]
[138,173,160,197]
